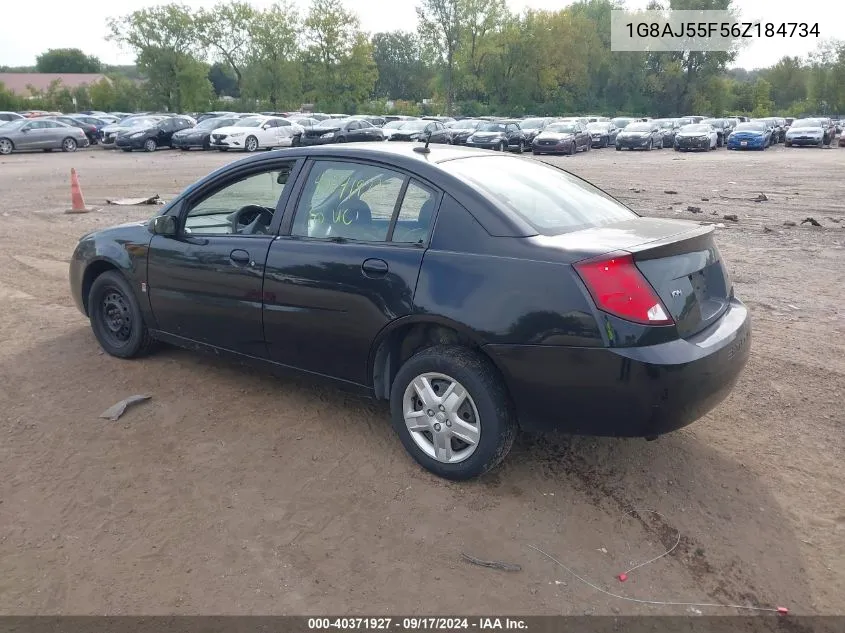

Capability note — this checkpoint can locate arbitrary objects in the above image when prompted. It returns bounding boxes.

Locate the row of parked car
[1,108,843,156]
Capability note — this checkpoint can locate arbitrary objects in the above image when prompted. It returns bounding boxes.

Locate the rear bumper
[485,299,751,436]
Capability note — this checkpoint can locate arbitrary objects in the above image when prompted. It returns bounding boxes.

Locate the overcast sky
[1,0,832,70]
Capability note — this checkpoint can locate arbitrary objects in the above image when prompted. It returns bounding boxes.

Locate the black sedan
[586,121,618,148]
[465,121,527,152]
[300,118,384,145]
[445,119,484,145]
[532,121,591,155]
[389,120,452,144]
[43,115,100,145]
[172,116,243,150]
[615,122,663,150]
[115,116,195,152]
[69,144,750,481]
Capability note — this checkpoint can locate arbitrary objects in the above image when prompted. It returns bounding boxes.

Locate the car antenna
[413,132,432,154]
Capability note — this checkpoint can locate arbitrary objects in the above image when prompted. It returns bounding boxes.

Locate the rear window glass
[440,156,636,235]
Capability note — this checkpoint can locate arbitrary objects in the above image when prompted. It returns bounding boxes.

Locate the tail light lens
[574,252,673,326]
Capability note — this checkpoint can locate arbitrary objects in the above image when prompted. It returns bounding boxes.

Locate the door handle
[361,258,388,277]
[230,249,252,266]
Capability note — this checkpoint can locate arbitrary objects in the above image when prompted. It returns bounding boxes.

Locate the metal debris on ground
[460,552,522,572]
[99,395,151,421]
[783,221,797,227]
[106,195,163,206]
[664,190,678,194]
[800,217,822,227]
[723,214,739,222]
[687,206,702,213]
[718,193,768,202]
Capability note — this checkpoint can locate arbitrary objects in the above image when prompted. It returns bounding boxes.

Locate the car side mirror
[150,215,178,236]
[21,127,30,133]
[262,123,270,130]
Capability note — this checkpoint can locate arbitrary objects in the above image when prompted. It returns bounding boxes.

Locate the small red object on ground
[777,607,789,615]
[617,573,628,582]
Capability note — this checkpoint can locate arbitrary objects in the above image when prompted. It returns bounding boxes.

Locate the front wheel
[244,135,259,152]
[390,345,516,480]
[497,140,506,152]
[615,145,621,151]
[143,138,157,152]
[62,137,78,152]
[88,270,154,359]
[646,139,653,151]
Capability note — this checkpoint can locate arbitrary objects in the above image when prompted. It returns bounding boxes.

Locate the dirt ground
[0,142,842,616]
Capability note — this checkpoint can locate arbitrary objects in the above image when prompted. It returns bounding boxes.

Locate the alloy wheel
[62,138,77,152]
[0,139,12,155]
[402,372,481,464]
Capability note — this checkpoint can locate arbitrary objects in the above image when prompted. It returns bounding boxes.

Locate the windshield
[234,117,266,127]
[448,119,482,130]
[478,123,506,132]
[624,123,651,132]
[587,123,610,131]
[441,157,636,235]
[314,119,343,129]
[520,118,545,129]
[791,119,822,128]
[703,119,723,127]
[400,120,428,131]
[612,118,634,128]
[121,117,159,128]
[655,120,676,128]
[545,123,577,133]
[734,122,766,131]
[384,121,405,129]
[193,117,227,130]
[682,124,711,133]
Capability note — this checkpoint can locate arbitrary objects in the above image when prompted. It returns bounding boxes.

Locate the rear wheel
[244,136,259,152]
[88,271,154,359]
[61,137,78,152]
[390,345,516,480]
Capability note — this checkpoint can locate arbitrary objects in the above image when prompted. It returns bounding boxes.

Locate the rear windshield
[440,156,636,235]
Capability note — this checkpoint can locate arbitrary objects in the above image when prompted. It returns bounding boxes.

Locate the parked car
[701,118,733,147]
[0,111,25,123]
[421,116,455,123]
[0,118,88,154]
[172,116,243,150]
[195,111,236,123]
[381,120,409,141]
[287,116,321,130]
[677,116,706,126]
[69,143,750,480]
[531,121,591,155]
[586,121,618,148]
[115,116,195,152]
[359,115,387,127]
[466,121,527,152]
[818,117,836,142]
[68,114,110,131]
[751,118,780,144]
[389,120,452,144]
[518,117,556,145]
[784,118,831,147]
[300,118,385,146]
[674,124,719,151]
[755,117,786,143]
[43,115,100,145]
[445,119,485,145]
[839,131,845,147]
[210,116,305,152]
[100,115,167,147]
[654,118,680,146]
[616,121,663,150]
[726,121,771,150]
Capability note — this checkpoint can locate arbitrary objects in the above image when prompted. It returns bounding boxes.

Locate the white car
[209,116,304,152]
[673,124,719,151]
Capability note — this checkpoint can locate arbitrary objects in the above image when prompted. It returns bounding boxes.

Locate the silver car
[0,119,89,154]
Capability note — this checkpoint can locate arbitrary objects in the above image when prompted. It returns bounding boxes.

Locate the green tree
[372,31,432,101]
[751,78,774,117]
[194,1,257,91]
[763,56,808,110]
[35,48,102,73]
[241,1,302,109]
[108,4,212,111]
[416,0,463,113]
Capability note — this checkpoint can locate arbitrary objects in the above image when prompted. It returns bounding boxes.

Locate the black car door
[146,157,302,357]
[263,158,440,386]
[346,120,364,141]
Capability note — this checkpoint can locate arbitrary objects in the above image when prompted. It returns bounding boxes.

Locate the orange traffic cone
[66,168,91,214]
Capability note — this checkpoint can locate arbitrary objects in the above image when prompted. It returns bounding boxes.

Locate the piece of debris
[664,190,678,194]
[461,552,522,572]
[687,206,702,213]
[629,187,643,193]
[701,197,709,201]
[99,395,151,421]
[723,214,739,222]
[718,193,768,202]
[801,217,822,227]
[783,221,796,227]
[711,210,718,215]
[825,217,841,223]
[763,226,775,233]
[598,547,608,554]
[554,580,567,586]
[106,194,162,206]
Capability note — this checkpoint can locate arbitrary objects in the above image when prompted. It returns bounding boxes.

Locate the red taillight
[574,252,674,326]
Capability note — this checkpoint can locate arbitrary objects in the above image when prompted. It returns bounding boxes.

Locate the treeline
[2,0,844,117]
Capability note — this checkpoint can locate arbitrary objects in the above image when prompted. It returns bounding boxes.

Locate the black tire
[497,140,506,152]
[218,147,229,152]
[674,146,680,151]
[603,137,609,148]
[516,140,524,154]
[569,142,576,156]
[143,138,157,152]
[88,270,154,359]
[61,137,78,152]
[646,139,653,151]
[0,138,13,155]
[336,136,347,143]
[584,140,590,152]
[244,135,259,152]
[615,145,621,151]
[122,148,132,152]
[390,345,516,480]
